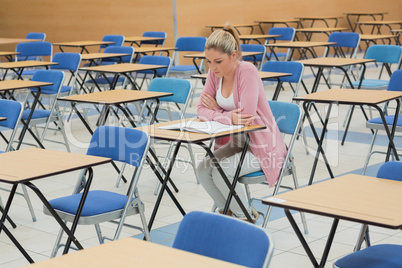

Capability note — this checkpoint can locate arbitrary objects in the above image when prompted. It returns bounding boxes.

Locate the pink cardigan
[197,61,287,187]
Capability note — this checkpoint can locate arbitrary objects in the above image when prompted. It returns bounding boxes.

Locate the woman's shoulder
[237,61,260,78]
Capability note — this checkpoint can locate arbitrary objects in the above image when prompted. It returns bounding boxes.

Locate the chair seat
[85,77,125,85]
[169,65,198,72]
[48,190,135,217]
[334,244,402,268]
[351,79,389,88]
[22,109,51,120]
[243,55,264,62]
[137,68,168,77]
[266,52,287,59]
[60,85,72,94]
[366,115,402,131]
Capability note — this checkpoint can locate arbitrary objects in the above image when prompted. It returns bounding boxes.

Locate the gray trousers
[196,136,261,217]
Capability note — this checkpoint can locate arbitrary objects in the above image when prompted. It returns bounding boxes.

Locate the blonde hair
[205,22,242,59]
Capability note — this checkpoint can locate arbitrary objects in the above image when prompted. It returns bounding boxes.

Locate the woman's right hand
[231,108,254,126]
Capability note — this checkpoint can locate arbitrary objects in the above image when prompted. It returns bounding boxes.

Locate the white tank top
[216,78,236,111]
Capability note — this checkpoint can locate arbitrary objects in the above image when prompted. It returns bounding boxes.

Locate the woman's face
[205,48,237,78]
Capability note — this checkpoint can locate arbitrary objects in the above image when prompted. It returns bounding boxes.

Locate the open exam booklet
[157,120,244,134]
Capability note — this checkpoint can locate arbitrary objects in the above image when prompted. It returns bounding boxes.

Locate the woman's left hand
[200,93,219,110]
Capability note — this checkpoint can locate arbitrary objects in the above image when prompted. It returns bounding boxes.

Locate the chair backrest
[100,35,125,49]
[327,32,361,58]
[141,31,167,46]
[16,41,53,61]
[173,211,274,268]
[0,100,23,152]
[365,44,402,64]
[268,100,302,136]
[87,125,150,167]
[25,32,46,41]
[175,37,207,52]
[50,52,82,72]
[138,55,171,76]
[240,44,266,67]
[386,70,402,92]
[103,46,134,63]
[267,27,295,42]
[31,70,65,94]
[376,161,402,181]
[147,78,192,105]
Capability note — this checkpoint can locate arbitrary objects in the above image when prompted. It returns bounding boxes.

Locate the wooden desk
[360,34,396,49]
[0,148,111,264]
[0,60,58,80]
[206,23,258,34]
[0,80,53,149]
[263,173,402,267]
[191,71,292,100]
[296,16,343,28]
[26,237,245,268]
[391,29,402,45]
[0,38,41,45]
[0,117,6,122]
[239,34,281,44]
[124,36,165,47]
[53,41,115,54]
[133,46,177,61]
[136,118,266,228]
[296,27,348,41]
[79,63,167,90]
[266,41,336,60]
[293,89,402,185]
[0,51,20,61]
[356,20,402,35]
[254,19,301,33]
[343,12,388,32]
[81,52,130,63]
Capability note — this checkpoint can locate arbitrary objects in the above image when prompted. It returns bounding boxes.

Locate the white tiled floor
[1,53,402,267]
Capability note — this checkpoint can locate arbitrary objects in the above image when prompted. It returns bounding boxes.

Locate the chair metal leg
[362,130,378,175]
[21,185,36,222]
[50,227,66,258]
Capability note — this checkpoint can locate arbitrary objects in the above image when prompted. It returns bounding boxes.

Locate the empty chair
[238,101,308,231]
[334,161,402,268]
[50,52,82,97]
[44,126,151,257]
[265,27,296,61]
[98,34,125,52]
[173,211,274,268]
[167,36,207,77]
[141,31,167,47]
[240,44,266,70]
[16,41,53,62]
[134,55,171,89]
[25,32,46,41]
[361,70,402,175]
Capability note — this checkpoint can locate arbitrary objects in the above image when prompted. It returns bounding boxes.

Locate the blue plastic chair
[361,70,402,175]
[50,52,82,96]
[173,211,274,268]
[25,32,46,41]
[134,55,171,89]
[237,101,308,232]
[167,36,207,77]
[19,70,70,151]
[334,161,402,268]
[261,61,305,98]
[241,44,266,70]
[265,27,296,61]
[99,34,125,51]
[325,32,361,58]
[0,99,37,222]
[85,46,134,91]
[16,41,53,62]
[141,31,167,46]
[44,126,151,257]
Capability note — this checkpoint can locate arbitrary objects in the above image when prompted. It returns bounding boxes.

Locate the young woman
[196,23,287,221]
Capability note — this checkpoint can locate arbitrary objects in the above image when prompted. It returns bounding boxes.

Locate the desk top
[0,148,111,183]
[0,38,41,45]
[296,57,375,67]
[360,34,396,40]
[266,41,336,48]
[80,63,167,73]
[343,12,388,16]
[58,89,173,105]
[239,34,281,40]
[0,80,53,91]
[124,36,165,43]
[134,46,177,53]
[0,117,6,122]
[26,238,245,268]
[81,53,130,61]
[184,51,263,59]
[192,71,291,80]
[255,19,300,24]
[206,23,258,28]
[53,41,115,47]
[135,118,266,143]
[263,174,402,229]
[295,16,343,20]
[0,60,58,69]
[356,20,402,25]
[296,27,348,33]
[293,88,402,105]
[0,51,20,57]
